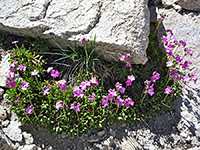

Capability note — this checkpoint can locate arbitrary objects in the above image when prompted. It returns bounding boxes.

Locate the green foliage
[24,36,49,53]
[7,21,196,137]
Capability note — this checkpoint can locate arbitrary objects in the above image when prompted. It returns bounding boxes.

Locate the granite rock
[177,0,200,11]
[0,0,150,64]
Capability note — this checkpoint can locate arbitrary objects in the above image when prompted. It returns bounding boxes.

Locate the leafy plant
[5,19,198,137]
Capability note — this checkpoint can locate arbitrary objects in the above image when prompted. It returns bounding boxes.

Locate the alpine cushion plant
[6,25,198,137]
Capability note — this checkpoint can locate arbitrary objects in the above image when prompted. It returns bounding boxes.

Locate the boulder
[177,0,200,11]
[0,0,150,64]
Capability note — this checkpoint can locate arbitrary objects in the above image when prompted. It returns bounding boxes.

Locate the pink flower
[31,70,38,76]
[125,79,132,86]
[75,103,81,112]
[58,79,66,85]
[12,41,18,44]
[12,52,16,57]
[7,72,15,80]
[60,84,67,91]
[55,101,65,110]
[176,55,182,64]
[120,55,126,61]
[119,87,125,94]
[70,102,81,111]
[185,48,193,56]
[17,65,26,71]
[9,68,14,73]
[88,94,96,101]
[21,81,29,90]
[128,75,135,81]
[171,69,177,75]
[115,96,124,106]
[78,36,89,44]
[115,82,122,90]
[8,80,16,88]
[179,40,187,48]
[124,97,134,107]
[183,75,190,83]
[25,105,34,114]
[80,80,90,90]
[90,77,99,87]
[182,61,191,69]
[191,73,198,84]
[43,88,50,95]
[107,93,114,100]
[73,86,84,98]
[167,50,173,57]
[11,60,18,67]
[51,70,59,78]
[70,101,76,110]
[148,88,154,96]
[108,89,117,96]
[166,61,174,67]
[165,86,172,94]
[126,62,131,67]
[162,36,168,45]
[47,67,53,73]
[101,98,109,107]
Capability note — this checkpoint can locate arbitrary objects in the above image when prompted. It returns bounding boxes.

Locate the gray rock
[116,136,143,150]
[161,0,178,8]
[0,53,10,88]
[0,130,13,149]
[22,132,34,145]
[97,130,105,137]
[3,121,22,142]
[0,105,7,121]
[177,0,200,11]
[0,0,150,64]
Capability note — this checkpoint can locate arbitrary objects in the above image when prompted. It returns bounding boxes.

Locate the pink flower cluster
[46,67,59,78]
[73,77,98,98]
[25,105,34,114]
[58,79,67,91]
[70,101,81,112]
[78,36,89,45]
[55,101,65,110]
[144,71,160,96]
[120,53,132,67]
[7,70,16,88]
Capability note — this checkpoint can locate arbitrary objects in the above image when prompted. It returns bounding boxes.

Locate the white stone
[22,132,34,145]
[2,121,23,142]
[0,0,150,64]
[0,88,4,97]
[0,105,7,121]
[17,144,37,150]
[0,53,10,88]
[2,120,10,127]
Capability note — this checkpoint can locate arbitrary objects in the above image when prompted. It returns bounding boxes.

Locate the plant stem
[140,92,147,105]
[76,111,80,124]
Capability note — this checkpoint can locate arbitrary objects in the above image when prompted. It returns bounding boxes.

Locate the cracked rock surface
[0,0,150,64]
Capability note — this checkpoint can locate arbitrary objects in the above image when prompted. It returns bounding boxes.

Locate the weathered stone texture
[0,0,150,64]
[177,0,200,11]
